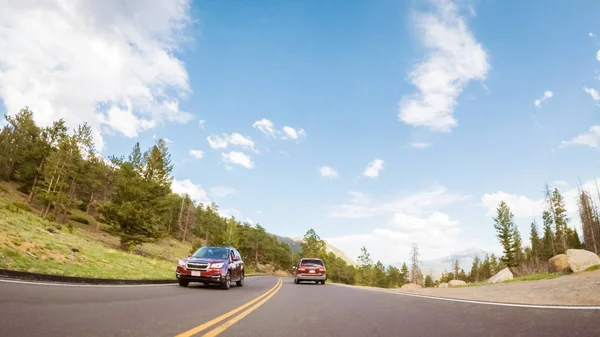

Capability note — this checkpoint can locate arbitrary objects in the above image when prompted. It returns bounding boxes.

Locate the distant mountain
[392,248,489,279]
[273,234,356,266]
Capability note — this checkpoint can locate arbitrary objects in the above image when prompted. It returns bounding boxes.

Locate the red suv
[176,246,244,290]
[293,258,326,285]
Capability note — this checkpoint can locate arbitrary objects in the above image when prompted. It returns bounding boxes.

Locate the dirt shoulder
[335,270,600,306]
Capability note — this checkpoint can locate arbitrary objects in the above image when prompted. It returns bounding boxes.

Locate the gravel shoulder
[335,270,600,306]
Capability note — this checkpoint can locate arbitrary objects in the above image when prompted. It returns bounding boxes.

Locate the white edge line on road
[0,275,268,288]
[330,283,600,310]
[0,279,178,288]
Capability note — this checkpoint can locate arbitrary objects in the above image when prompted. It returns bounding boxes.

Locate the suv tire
[178,279,189,287]
[221,272,231,290]
[236,272,244,287]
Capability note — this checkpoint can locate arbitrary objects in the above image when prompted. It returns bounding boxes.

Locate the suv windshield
[300,259,324,267]
[192,247,230,259]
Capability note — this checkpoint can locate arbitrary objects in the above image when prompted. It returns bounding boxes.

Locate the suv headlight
[178,260,186,267]
[209,263,224,269]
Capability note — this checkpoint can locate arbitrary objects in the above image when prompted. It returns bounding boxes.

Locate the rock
[71,247,80,253]
[438,283,448,288]
[548,254,570,273]
[401,283,422,290]
[46,227,57,234]
[448,280,466,287]
[487,267,514,284]
[567,249,600,273]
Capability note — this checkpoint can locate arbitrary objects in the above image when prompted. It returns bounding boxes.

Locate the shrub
[70,215,90,225]
[0,185,8,194]
[12,202,32,212]
[45,213,57,223]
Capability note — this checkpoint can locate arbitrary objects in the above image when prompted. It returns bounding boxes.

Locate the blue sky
[2,0,600,264]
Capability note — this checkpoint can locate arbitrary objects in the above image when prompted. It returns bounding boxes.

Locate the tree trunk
[27,158,45,203]
[182,203,191,242]
[86,192,94,214]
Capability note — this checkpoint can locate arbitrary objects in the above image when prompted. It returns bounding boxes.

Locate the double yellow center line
[175,278,283,337]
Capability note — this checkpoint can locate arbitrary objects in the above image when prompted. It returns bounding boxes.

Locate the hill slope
[274,234,356,266]
[392,248,489,279]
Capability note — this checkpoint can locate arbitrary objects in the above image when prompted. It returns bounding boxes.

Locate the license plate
[191,271,201,277]
[309,270,315,273]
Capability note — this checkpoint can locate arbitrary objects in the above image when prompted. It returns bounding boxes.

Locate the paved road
[1,276,599,336]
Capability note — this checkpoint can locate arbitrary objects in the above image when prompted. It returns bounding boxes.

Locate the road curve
[1,276,600,336]
[0,276,279,337]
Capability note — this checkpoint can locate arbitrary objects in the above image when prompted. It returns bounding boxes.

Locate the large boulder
[438,283,448,288]
[401,283,422,290]
[548,254,570,273]
[566,249,600,273]
[448,280,466,287]
[487,267,513,284]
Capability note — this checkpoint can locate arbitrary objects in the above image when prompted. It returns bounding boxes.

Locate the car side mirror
[232,256,239,261]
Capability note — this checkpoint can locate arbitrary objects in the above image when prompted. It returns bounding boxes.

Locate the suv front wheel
[236,272,244,287]
[178,279,189,287]
[221,272,231,290]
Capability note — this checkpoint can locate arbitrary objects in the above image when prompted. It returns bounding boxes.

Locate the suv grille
[187,262,209,270]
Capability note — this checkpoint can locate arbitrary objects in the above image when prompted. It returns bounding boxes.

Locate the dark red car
[176,246,244,290]
[293,258,326,284]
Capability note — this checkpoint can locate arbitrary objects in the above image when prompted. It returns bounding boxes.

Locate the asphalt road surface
[1,276,599,337]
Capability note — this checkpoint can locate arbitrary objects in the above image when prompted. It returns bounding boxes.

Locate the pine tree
[356,246,373,286]
[529,220,543,263]
[577,187,600,254]
[452,259,460,280]
[513,227,524,266]
[541,210,556,259]
[480,254,491,279]
[300,229,326,258]
[551,188,569,253]
[469,256,481,283]
[410,243,423,285]
[493,201,518,267]
[373,261,388,288]
[400,262,409,285]
[424,275,434,287]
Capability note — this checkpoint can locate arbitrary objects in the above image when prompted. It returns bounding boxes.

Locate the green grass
[503,272,561,283]
[585,264,600,272]
[0,183,195,280]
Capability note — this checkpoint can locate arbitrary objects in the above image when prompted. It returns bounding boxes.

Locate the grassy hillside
[0,181,196,280]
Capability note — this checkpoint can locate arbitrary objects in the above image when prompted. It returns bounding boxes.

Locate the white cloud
[590,32,597,38]
[584,87,600,101]
[207,135,228,149]
[325,211,463,263]
[325,185,470,263]
[198,120,205,129]
[597,50,600,62]
[481,192,545,217]
[210,186,236,198]
[221,151,254,169]
[363,159,384,178]
[252,118,306,142]
[282,126,307,141]
[410,141,432,149]
[328,185,470,219]
[171,178,210,205]
[534,90,554,108]
[189,149,204,159]
[219,208,241,219]
[319,166,339,179]
[164,138,174,144]
[398,0,489,132]
[0,1,194,150]
[561,125,600,148]
[207,133,256,152]
[253,119,277,138]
